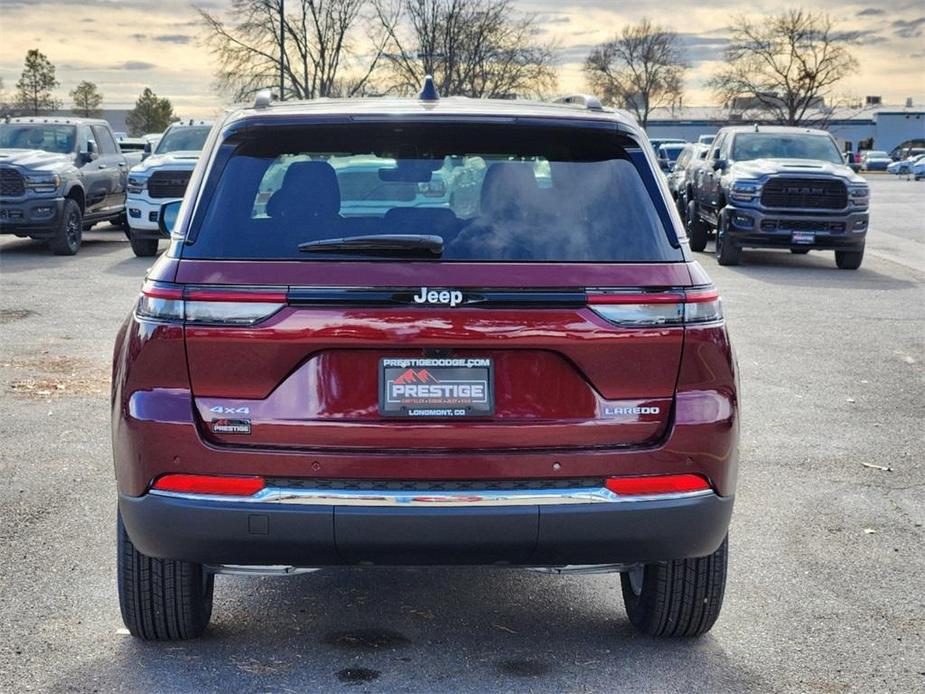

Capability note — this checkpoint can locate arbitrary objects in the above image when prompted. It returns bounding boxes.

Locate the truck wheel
[48,199,83,255]
[714,209,742,266]
[835,247,864,270]
[117,512,214,640]
[686,200,708,252]
[621,535,728,637]
[129,233,160,257]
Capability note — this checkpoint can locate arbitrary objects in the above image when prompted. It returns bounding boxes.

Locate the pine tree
[16,49,60,115]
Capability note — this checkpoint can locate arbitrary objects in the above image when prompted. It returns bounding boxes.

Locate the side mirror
[713,159,727,171]
[80,141,98,164]
[159,200,182,236]
[667,161,676,172]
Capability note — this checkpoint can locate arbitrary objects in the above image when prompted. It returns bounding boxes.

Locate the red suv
[112,88,738,641]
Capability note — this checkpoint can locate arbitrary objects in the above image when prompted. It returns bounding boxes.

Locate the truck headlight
[730,180,760,201]
[127,176,147,194]
[24,173,60,193]
[848,184,869,205]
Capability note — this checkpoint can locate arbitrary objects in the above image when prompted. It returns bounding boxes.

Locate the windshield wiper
[298,234,443,257]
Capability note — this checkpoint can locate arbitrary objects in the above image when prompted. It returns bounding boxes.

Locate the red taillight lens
[605,474,712,496]
[136,282,286,325]
[587,287,722,327]
[152,474,265,496]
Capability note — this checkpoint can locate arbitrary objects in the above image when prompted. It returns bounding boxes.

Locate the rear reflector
[137,282,286,325]
[588,286,723,327]
[152,474,266,496]
[605,474,711,496]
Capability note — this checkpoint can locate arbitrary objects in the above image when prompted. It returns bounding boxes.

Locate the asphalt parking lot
[0,175,922,693]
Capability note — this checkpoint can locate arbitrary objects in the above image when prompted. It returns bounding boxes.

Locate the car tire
[835,247,864,270]
[790,248,810,254]
[714,209,742,266]
[129,233,160,258]
[621,535,728,637]
[117,512,214,641]
[48,199,83,256]
[687,200,708,253]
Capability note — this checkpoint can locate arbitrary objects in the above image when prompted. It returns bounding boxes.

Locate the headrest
[479,162,538,218]
[266,161,341,219]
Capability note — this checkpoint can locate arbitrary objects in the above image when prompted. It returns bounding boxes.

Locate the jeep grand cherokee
[112,85,739,640]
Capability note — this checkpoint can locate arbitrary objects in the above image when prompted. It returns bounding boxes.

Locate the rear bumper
[118,489,734,567]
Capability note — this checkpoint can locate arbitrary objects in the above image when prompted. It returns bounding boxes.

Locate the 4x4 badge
[413,287,464,307]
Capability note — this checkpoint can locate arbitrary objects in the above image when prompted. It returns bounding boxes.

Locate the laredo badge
[211,418,251,435]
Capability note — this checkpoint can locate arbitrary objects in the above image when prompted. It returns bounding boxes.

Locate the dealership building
[643,100,925,155]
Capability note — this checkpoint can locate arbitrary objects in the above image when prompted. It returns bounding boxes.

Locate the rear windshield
[183,123,681,262]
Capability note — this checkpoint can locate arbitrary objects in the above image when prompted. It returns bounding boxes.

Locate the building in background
[643,101,925,155]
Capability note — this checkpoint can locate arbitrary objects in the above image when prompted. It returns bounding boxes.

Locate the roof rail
[553,94,604,112]
[254,89,274,110]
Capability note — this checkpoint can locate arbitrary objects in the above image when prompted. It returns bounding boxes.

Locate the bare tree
[376,0,557,98]
[708,10,858,125]
[198,0,391,101]
[583,19,685,129]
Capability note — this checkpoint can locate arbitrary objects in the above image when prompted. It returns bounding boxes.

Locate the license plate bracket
[791,231,815,245]
[379,357,494,418]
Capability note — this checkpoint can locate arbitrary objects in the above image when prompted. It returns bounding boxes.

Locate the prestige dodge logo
[413,287,464,307]
[386,367,487,402]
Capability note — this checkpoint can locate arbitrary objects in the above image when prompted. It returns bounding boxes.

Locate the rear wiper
[298,234,443,257]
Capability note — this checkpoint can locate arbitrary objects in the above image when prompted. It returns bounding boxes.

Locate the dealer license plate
[792,231,815,245]
[379,357,494,418]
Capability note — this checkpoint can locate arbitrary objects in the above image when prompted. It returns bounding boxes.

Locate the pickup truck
[686,125,870,269]
[0,117,135,255]
[125,120,212,256]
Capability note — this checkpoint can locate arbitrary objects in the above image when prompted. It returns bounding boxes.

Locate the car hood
[132,151,201,173]
[0,148,73,171]
[730,158,863,183]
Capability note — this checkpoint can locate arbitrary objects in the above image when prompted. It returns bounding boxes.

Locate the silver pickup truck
[0,117,140,255]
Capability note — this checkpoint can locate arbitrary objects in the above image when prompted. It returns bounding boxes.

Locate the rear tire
[835,247,864,270]
[790,248,810,254]
[48,199,83,255]
[621,535,728,637]
[117,512,214,640]
[128,232,159,257]
[714,209,742,266]
[687,200,708,252]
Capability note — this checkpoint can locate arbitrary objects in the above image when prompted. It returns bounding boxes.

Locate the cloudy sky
[1,0,923,118]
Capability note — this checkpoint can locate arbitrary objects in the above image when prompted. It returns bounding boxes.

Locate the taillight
[605,474,712,496]
[587,287,722,327]
[137,282,286,325]
[152,473,265,496]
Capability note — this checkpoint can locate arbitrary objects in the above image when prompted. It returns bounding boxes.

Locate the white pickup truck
[125,120,213,256]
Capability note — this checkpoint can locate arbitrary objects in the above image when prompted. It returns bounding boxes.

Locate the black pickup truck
[686,125,870,269]
[0,117,137,255]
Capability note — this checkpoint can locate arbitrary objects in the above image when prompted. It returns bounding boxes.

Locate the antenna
[418,75,440,102]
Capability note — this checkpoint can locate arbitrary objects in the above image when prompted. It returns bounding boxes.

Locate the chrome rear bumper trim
[150,486,713,507]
